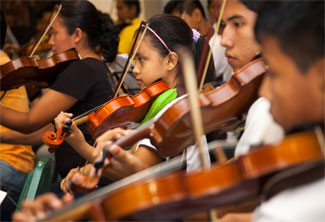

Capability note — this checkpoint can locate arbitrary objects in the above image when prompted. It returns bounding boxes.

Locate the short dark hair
[60,0,118,62]
[183,0,207,20]
[163,0,184,15]
[255,1,324,73]
[240,0,268,14]
[122,0,140,16]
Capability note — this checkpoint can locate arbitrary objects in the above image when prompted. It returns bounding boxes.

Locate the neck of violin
[94,120,154,170]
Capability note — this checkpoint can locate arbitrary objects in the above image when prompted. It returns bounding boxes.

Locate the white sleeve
[234,97,284,158]
[186,135,211,172]
[135,138,157,152]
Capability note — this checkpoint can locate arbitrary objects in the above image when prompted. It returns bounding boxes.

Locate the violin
[18,40,52,58]
[0,48,80,91]
[135,58,266,157]
[40,131,324,221]
[0,5,80,93]
[42,80,170,152]
[62,57,265,195]
[42,21,151,152]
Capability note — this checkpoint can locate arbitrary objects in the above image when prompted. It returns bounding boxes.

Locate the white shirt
[234,98,325,222]
[209,34,233,81]
[253,178,325,222]
[136,95,211,172]
[234,97,284,158]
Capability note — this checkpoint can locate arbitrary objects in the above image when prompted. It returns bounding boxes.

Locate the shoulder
[59,58,107,76]
[120,18,140,36]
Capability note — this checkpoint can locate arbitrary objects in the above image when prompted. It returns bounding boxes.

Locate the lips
[225,52,236,60]
[225,53,237,65]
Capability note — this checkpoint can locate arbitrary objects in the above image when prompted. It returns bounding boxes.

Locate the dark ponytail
[99,13,119,62]
[60,0,118,62]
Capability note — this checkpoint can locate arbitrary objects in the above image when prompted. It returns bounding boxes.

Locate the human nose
[220,26,234,49]
[48,34,55,46]
[132,62,140,76]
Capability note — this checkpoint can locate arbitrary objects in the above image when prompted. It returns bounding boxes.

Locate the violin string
[71,105,102,121]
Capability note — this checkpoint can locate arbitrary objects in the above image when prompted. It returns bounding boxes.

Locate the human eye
[219,21,226,34]
[233,21,243,28]
[49,30,57,37]
[135,56,144,64]
[231,19,244,28]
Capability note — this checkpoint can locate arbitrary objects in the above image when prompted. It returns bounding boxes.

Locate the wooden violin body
[42,80,170,151]
[63,58,266,193]
[103,132,325,220]
[86,80,170,138]
[150,58,266,157]
[0,48,79,91]
[41,131,324,221]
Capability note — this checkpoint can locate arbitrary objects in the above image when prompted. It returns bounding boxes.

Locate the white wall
[89,0,172,22]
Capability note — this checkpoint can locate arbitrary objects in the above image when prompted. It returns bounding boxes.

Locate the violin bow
[0,5,62,105]
[179,47,208,167]
[196,0,228,90]
[112,21,149,98]
[29,4,62,57]
[179,46,217,221]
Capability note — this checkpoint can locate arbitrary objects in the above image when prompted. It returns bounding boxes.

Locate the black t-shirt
[50,58,114,177]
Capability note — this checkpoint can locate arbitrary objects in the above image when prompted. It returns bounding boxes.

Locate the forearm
[0,124,54,146]
[0,106,46,133]
[68,138,97,163]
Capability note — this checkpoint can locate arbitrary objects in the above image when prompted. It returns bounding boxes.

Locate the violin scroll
[43,120,72,153]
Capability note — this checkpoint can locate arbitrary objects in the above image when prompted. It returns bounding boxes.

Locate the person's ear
[73,28,83,44]
[166,52,178,71]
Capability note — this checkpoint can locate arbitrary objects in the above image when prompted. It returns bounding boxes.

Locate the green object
[140,88,177,125]
[17,156,53,210]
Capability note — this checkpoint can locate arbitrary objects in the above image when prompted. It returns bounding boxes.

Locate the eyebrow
[227,15,244,22]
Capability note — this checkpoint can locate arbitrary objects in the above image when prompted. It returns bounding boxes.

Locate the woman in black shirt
[0,0,119,177]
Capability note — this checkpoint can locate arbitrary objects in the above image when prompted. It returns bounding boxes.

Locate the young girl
[0,0,119,178]
[56,14,213,193]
